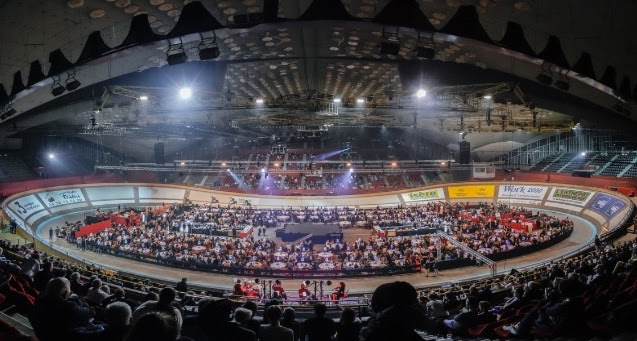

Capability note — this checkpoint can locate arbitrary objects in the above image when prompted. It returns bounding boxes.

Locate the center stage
[276,222,343,243]
[37,210,598,295]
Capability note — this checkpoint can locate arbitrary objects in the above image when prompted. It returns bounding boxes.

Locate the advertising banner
[498,185,548,200]
[547,187,593,206]
[588,193,627,218]
[448,185,495,199]
[8,194,45,219]
[401,188,445,202]
[38,188,85,207]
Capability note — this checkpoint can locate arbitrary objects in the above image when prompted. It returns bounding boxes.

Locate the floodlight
[179,88,192,99]
[416,89,427,98]
[48,153,55,159]
[256,98,264,104]
[139,96,148,101]
[356,98,364,104]
[483,95,492,99]
[333,98,341,103]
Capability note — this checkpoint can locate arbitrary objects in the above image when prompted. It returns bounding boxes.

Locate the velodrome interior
[1,1,637,340]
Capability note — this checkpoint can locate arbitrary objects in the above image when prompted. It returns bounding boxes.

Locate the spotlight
[349,168,354,173]
[441,162,446,166]
[48,153,55,159]
[261,168,266,173]
[221,162,227,166]
[356,98,364,104]
[274,163,280,167]
[580,151,586,156]
[483,95,492,99]
[333,98,341,103]
[139,96,148,101]
[198,37,221,60]
[415,46,435,59]
[346,162,351,167]
[167,38,188,65]
[416,89,427,98]
[180,162,185,166]
[51,77,66,96]
[179,88,192,99]
[65,79,81,91]
[227,168,231,172]
[256,98,264,104]
[391,162,397,167]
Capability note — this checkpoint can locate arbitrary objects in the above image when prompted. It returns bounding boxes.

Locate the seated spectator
[32,277,97,341]
[281,307,301,341]
[241,300,261,336]
[86,279,109,305]
[259,305,294,341]
[33,261,54,292]
[20,252,40,279]
[102,288,128,308]
[476,301,496,325]
[425,293,447,320]
[69,272,86,296]
[197,298,255,341]
[443,296,480,335]
[233,307,253,326]
[359,281,426,341]
[302,303,336,341]
[133,287,183,329]
[99,301,132,341]
[176,277,188,293]
[124,312,179,341]
[335,307,362,341]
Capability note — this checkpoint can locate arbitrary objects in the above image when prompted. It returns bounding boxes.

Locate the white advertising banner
[547,187,594,206]
[38,188,86,207]
[8,194,45,219]
[498,185,548,201]
[401,188,446,202]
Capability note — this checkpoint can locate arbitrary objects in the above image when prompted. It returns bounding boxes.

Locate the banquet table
[295,262,311,270]
[270,262,287,270]
[318,251,333,258]
[318,262,335,270]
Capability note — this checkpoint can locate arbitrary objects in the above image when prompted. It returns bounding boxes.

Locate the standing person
[259,305,294,341]
[335,307,362,341]
[301,304,336,341]
[49,227,54,241]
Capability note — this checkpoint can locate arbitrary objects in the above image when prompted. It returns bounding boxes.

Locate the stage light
[65,77,81,91]
[416,89,427,98]
[441,162,446,166]
[333,98,341,103]
[356,98,364,104]
[391,162,397,167]
[274,163,280,167]
[227,168,230,172]
[256,98,264,104]
[261,168,266,173]
[349,168,354,173]
[167,38,188,65]
[483,95,492,99]
[180,162,185,166]
[581,151,586,156]
[51,77,66,96]
[139,96,148,101]
[48,153,55,159]
[179,88,192,99]
[221,162,226,166]
[346,162,351,167]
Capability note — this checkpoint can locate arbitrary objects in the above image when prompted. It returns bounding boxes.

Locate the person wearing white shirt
[20,253,41,278]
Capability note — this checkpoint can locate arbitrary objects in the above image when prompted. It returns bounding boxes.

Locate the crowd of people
[66,202,573,276]
[1,234,636,340]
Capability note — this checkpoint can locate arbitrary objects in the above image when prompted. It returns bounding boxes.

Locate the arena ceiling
[0,0,636,145]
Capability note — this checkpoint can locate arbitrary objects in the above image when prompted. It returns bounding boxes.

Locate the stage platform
[275,222,343,243]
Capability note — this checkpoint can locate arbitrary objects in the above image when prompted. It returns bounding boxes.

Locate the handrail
[435,231,496,276]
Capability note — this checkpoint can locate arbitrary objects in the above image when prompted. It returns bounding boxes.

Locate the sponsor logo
[553,189,591,202]
[407,190,440,201]
[448,185,495,198]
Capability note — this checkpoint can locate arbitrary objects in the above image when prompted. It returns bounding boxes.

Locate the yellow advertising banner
[448,185,495,198]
